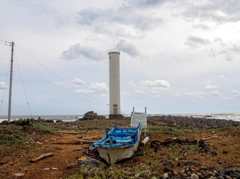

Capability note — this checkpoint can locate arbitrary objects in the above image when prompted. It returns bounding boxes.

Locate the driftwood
[150,135,219,149]
[73,148,81,152]
[52,139,96,145]
[202,135,218,141]
[60,132,79,134]
[30,153,53,163]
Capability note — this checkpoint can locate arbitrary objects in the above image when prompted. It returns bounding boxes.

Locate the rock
[44,119,54,123]
[82,111,98,120]
[164,167,170,172]
[222,150,228,154]
[198,139,206,149]
[191,173,199,179]
[1,120,8,124]
[35,117,44,123]
[163,173,168,178]
[210,150,218,156]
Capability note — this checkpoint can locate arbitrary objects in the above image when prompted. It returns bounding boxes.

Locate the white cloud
[88,82,109,92]
[121,92,130,96]
[75,89,95,94]
[211,90,229,99]
[116,39,141,57]
[185,92,205,98]
[127,81,137,88]
[152,90,160,94]
[69,78,87,85]
[139,79,170,89]
[205,84,218,89]
[134,90,145,94]
[0,82,6,89]
[150,94,161,98]
[35,94,52,100]
[60,43,105,61]
[231,90,240,97]
[215,75,227,79]
[44,94,51,98]
[75,82,109,94]
[212,90,223,96]
[75,4,164,37]
[100,93,108,97]
[185,36,211,48]
[181,0,240,24]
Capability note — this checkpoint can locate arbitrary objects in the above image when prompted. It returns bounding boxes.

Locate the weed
[148,126,194,136]
[0,133,28,144]
[34,123,58,133]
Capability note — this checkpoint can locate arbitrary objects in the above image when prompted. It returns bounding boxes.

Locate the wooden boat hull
[93,123,142,164]
[97,143,140,164]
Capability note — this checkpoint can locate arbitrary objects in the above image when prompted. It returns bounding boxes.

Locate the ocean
[0,112,240,123]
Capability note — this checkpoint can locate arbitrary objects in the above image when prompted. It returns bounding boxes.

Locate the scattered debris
[36,142,43,145]
[150,136,218,153]
[52,139,96,145]
[13,173,24,179]
[140,136,150,146]
[73,148,81,152]
[30,153,53,163]
[77,156,100,165]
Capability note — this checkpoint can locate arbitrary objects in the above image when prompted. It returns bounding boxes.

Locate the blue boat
[92,123,142,164]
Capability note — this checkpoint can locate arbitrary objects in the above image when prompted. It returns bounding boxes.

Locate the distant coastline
[0,112,240,123]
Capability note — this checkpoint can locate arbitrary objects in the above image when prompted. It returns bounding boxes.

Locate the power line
[0,58,10,61]
[14,52,32,117]
[14,61,102,106]
[15,44,107,105]
[0,40,11,46]
[0,58,10,113]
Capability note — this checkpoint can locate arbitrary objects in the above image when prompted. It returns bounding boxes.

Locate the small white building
[108,50,122,119]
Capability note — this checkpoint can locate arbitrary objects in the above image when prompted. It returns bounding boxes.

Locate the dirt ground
[0,127,106,179]
[0,120,240,179]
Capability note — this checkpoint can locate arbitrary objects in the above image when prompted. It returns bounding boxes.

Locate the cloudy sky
[0,0,240,116]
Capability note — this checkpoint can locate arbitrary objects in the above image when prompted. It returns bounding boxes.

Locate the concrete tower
[108,50,121,119]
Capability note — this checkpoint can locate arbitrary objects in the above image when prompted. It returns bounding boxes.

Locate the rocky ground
[0,116,240,179]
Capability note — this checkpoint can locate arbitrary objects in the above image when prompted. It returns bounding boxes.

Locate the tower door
[113,104,118,114]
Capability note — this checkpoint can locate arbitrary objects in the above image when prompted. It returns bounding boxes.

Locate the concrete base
[109,114,124,120]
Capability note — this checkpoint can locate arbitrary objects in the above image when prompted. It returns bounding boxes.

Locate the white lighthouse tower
[108,50,122,119]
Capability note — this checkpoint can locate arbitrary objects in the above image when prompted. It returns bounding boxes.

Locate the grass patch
[0,133,29,144]
[148,126,195,136]
[66,164,155,179]
[34,123,58,133]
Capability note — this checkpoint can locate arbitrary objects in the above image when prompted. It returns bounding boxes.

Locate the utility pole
[8,41,14,122]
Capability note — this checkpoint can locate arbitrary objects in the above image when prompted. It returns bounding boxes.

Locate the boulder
[82,111,97,120]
